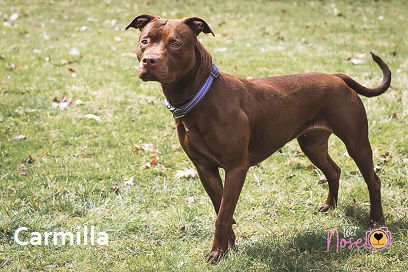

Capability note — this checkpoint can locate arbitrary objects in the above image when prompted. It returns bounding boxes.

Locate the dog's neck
[161,40,212,105]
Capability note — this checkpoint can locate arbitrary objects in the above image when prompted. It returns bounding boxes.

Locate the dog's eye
[170,42,181,49]
[141,39,148,45]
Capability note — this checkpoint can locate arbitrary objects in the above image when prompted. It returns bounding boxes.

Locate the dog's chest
[177,120,220,165]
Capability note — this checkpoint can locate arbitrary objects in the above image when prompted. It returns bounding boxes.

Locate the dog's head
[126,15,214,84]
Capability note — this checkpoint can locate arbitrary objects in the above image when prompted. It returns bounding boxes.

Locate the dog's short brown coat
[126,15,391,263]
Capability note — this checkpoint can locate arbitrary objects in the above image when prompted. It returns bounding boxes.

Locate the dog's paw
[206,248,225,264]
[318,204,334,213]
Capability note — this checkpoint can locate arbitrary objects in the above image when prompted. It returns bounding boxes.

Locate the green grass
[0,0,407,271]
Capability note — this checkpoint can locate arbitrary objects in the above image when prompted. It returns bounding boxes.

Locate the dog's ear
[184,17,214,36]
[126,14,158,31]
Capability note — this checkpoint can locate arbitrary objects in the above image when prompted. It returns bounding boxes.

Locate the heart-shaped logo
[373,233,383,241]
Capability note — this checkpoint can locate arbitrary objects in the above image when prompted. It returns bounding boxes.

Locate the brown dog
[126,15,391,263]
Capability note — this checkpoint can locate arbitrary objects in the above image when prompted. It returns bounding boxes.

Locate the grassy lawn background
[0,0,407,271]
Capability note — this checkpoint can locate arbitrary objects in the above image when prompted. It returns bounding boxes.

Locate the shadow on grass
[236,206,407,272]
[239,231,350,272]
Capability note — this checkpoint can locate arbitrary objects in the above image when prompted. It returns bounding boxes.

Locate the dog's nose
[142,55,161,67]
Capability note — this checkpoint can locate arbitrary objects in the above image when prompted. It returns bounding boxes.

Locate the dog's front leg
[194,164,237,249]
[206,164,248,263]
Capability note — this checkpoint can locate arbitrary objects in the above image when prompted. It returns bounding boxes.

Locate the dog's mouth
[139,70,158,82]
[139,67,173,83]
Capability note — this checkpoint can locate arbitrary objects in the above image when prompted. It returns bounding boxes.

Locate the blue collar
[165,64,219,119]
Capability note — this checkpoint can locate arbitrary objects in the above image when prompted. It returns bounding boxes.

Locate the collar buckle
[210,65,219,78]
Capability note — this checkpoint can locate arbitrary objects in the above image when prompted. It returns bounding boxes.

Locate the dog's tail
[334,52,391,97]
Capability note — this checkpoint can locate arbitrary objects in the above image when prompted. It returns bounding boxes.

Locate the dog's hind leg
[297,129,341,212]
[328,98,385,223]
[342,137,384,223]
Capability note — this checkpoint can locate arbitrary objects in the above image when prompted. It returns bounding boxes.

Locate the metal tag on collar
[211,64,219,78]
[173,108,187,118]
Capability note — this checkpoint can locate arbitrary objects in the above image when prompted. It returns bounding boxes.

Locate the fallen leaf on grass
[307,164,317,169]
[52,96,83,109]
[22,156,35,164]
[318,175,327,184]
[353,199,359,208]
[54,59,75,66]
[389,112,397,119]
[141,154,158,169]
[111,185,120,194]
[185,196,195,203]
[15,106,25,115]
[84,114,102,122]
[347,53,366,65]
[10,13,19,21]
[175,168,197,179]
[14,135,26,140]
[133,143,157,153]
[52,96,72,109]
[379,152,391,162]
[264,210,277,219]
[350,58,364,65]
[17,165,28,175]
[73,99,84,105]
[124,176,134,186]
[79,153,91,158]
[70,48,80,56]
[179,226,186,231]
[294,151,304,157]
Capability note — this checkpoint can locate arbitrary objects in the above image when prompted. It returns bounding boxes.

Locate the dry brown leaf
[52,96,73,109]
[379,152,391,162]
[389,112,397,119]
[17,165,28,175]
[22,156,35,164]
[141,154,158,169]
[294,151,304,157]
[79,153,90,158]
[150,154,157,165]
